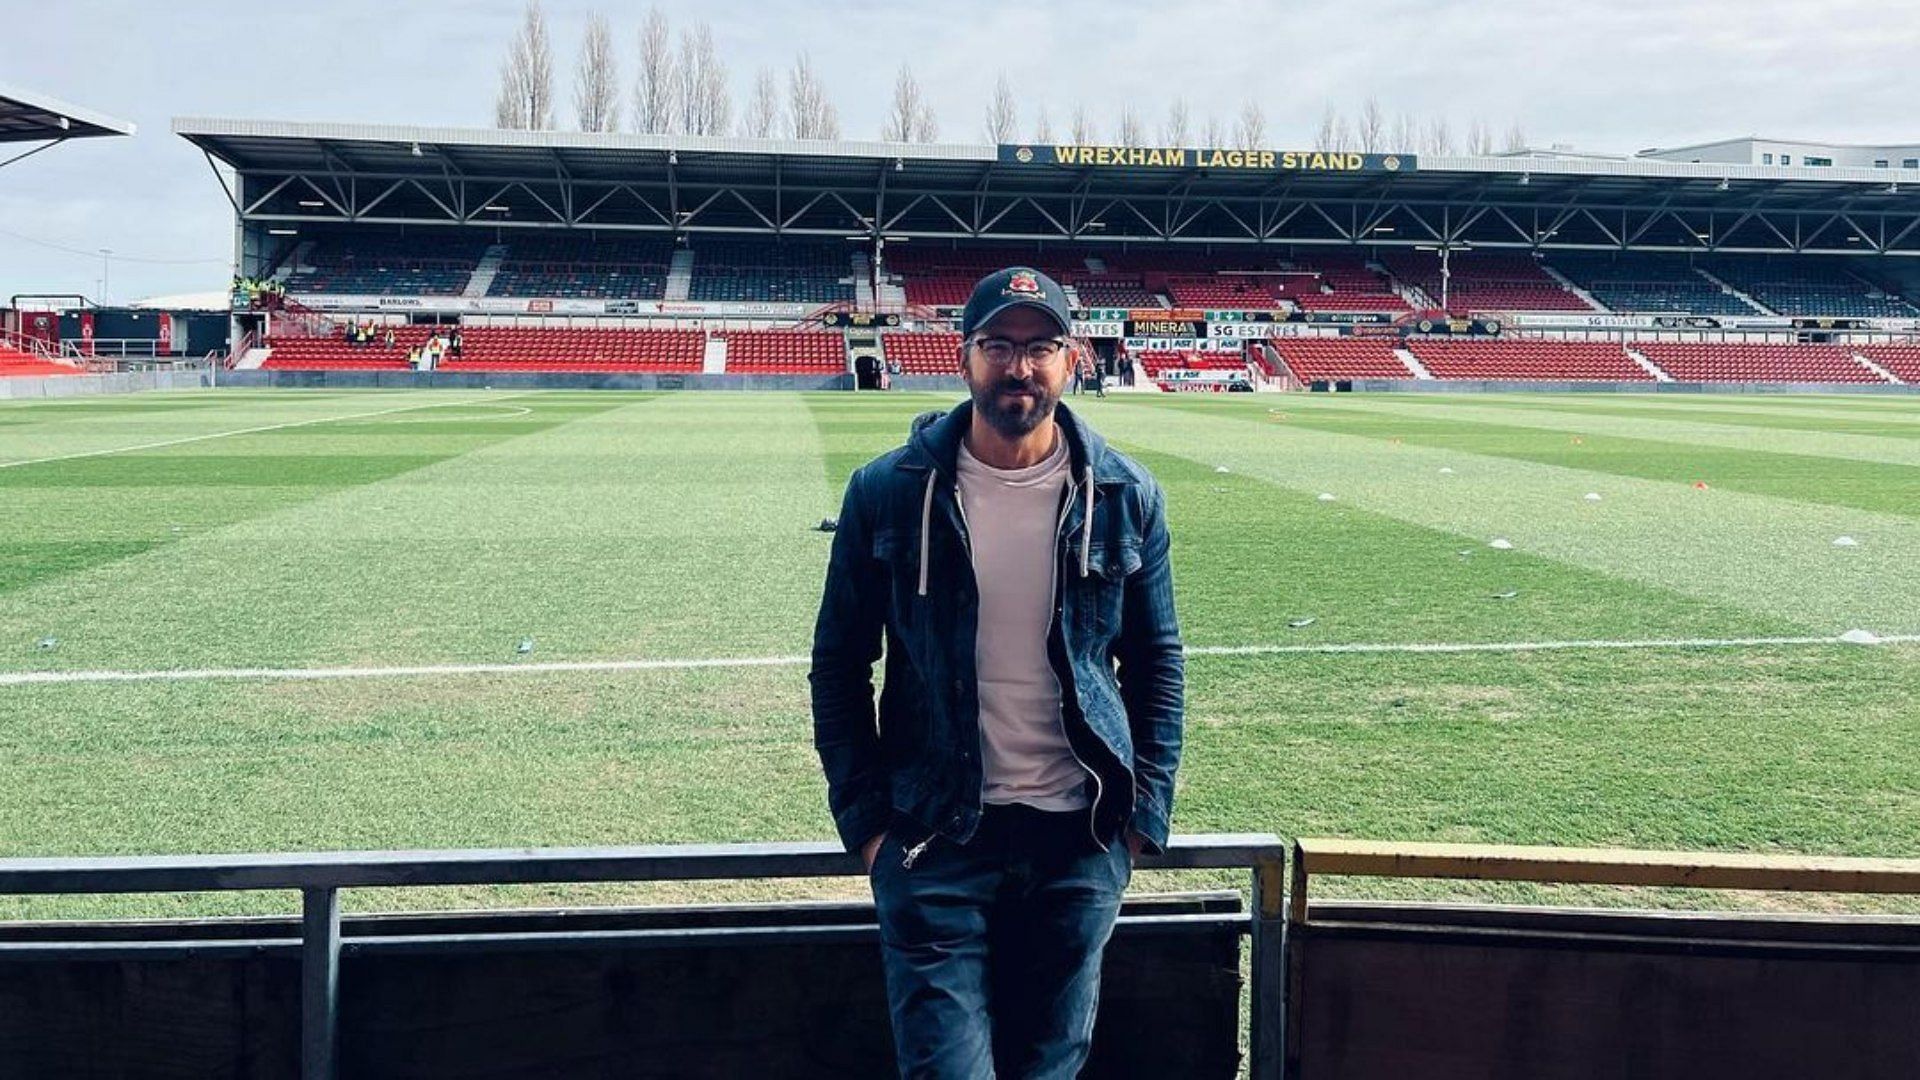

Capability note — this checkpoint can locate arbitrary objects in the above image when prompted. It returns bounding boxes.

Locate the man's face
[960,306,1073,439]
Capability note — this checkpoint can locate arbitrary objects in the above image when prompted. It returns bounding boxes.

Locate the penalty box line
[2,633,1915,688]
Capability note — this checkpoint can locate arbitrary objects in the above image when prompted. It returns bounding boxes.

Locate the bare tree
[494,61,524,129]
[883,64,938,142]
[788,53,840,139]
[573,12,620,132]
[1423,116,1455,155]
[1070,104,1098,144]
[631,7,675,133]
[1503,120,1528,153]
[1115,106,1145,148]
[1390,111,1417,154]
[1032,104,1053,142]
[1162,98,1190,146]
[1200,114,1225,149]
[1466,118,1494,155]
[676,23,731,136]
[1331,114,1355,153]
[1235,98,1267,151]
[1313,104,1338,151]
[495,0,554,129]
[1358,97,1385,153]
[741,66,780,138]
[984,73,1018,143]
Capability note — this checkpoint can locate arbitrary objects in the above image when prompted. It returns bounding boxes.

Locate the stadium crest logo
[1014,146,1035,163]
[1007,269,1044,297]
[1383,155,1402,171]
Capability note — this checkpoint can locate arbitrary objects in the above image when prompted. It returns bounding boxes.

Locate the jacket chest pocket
[1075,541,1141,638]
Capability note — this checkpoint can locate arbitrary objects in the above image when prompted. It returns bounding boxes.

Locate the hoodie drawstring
[1080,465,1095,579]
[918,462,1092,595]
[917,471,936,597]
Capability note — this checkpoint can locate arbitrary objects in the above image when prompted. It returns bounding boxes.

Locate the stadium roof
[176,118,1920,256]
[0,83,134,144]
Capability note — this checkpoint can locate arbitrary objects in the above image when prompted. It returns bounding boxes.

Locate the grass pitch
[0,388,1915,919]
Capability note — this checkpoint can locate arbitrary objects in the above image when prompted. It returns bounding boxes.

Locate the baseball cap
[960,267,1072,338]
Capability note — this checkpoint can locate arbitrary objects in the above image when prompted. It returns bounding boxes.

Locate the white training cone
[1438,467,1455,475]
[1488,538,1514,550]
[1317,493,1337,502]
[1839,628,1880,645]
[1584,492,1602,502]
[1215,465,1230,474]
[1832,536,1859,547]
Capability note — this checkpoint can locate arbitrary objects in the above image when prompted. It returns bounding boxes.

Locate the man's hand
[862,831,888,873]
[1125,829,1147,864]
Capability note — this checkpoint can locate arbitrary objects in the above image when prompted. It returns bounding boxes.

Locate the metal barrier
[1287,839,1920,1080]
[0,833,1286,1080]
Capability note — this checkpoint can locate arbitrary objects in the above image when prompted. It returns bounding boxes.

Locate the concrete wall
[0,370,215,399]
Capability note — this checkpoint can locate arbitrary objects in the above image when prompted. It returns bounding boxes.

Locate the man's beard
[971,374,1060,438]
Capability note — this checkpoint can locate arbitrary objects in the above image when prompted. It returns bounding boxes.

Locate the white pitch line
[2,633,1914,688]
[0,393,537,470]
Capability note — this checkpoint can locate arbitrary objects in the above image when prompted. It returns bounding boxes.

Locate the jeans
[869,802,1132,1079]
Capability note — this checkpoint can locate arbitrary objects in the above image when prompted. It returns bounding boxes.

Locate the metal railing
[0,832,1286,1080]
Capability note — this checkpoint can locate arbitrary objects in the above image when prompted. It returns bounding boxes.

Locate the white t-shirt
[955,434,1092,811]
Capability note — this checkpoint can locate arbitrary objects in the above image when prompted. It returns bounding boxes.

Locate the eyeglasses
[968,335,1071,367]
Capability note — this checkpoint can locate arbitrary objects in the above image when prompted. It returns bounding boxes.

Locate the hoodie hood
[900,399,1129,596]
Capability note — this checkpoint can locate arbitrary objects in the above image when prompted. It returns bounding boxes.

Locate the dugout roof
[177,118,1920,256]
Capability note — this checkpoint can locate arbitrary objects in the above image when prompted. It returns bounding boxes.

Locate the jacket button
[952,679,964,694]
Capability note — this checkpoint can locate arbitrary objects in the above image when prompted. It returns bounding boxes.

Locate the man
[811,266,1185,1078]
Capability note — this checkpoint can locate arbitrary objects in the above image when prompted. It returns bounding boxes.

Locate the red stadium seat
[1406,339,1650,381]
[1269,338,1414,381]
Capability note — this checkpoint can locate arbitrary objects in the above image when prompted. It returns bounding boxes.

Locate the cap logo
[1006,270,1043,297]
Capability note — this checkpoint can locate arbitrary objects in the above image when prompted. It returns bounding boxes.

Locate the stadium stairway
[1694,266,1776,315]
[1625,347,1673,381]
[1538,261,1609,311]
[702,337,727,374]
[1394,347,1435,379]
[1853,352,1903,384]
[462,245,509,298]
[665,249,695,301]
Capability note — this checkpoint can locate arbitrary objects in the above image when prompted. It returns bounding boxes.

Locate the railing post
[301,886,340,1080]
[1248,847,1286,1080]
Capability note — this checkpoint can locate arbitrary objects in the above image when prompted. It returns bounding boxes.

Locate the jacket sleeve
[808,468,894,854]
[1113,479,1184,855]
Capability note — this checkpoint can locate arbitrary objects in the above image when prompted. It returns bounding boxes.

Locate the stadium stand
[1283,254,1411,312]
[486,235,674,300]
[687,239,853,304]
[1406,338,1651,381]
[717,329,847,373]
[0,340,78,376]
[1163,275,1280,309]
[1127,350,1248,377]
[1635,341,1885,383]
[1381,251,1598,313]
[263,326,706,372]
[1268,337,1415,381]
[1547,254,1752,315]
[1855,344,1920,383]
[1702,257,1920,318]
[283,232,487,296]
[880,331,961,375]
[1068,277,1162,308]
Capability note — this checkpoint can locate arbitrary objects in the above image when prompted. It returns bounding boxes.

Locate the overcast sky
[3,0,1916,302]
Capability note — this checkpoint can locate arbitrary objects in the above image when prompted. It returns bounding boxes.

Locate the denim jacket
[809,400,1184,857]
